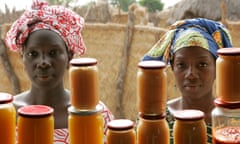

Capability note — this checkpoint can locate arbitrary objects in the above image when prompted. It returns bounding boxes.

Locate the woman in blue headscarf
[142,18,233,144]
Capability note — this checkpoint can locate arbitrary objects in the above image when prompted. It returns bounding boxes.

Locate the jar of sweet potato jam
[137,60,167,115]
[0,93,16,144]
[216,48,240,103]
[69,58,99,109]
[17,105,54,144]
[137,113,169,144]
[106,119,136,144]
[173,109,207,144]
[212,98,240,144]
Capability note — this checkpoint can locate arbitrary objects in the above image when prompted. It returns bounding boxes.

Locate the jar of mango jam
[0,92,16,144]
[69,58,99,109]
[17,105,54,144]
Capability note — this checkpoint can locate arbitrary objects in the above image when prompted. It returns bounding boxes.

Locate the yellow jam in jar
[68,104,104,144]
[17,105,54,144]
[106,119,136,144]
[0,93,16,144]
[69,58,99,109]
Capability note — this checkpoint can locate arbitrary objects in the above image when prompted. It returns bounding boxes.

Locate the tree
[139,0,164,12]
[110,0,137,11]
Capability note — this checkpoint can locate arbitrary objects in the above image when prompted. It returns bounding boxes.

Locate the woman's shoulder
[13,91,30,110]
[167,97,181,111]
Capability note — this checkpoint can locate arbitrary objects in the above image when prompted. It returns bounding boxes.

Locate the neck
[181,94,215,112]
[29,83,69,105]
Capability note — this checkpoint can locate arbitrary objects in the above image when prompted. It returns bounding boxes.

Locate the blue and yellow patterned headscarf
[142,18,233,63]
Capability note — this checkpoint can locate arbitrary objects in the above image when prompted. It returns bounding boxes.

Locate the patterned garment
[142,18,233,62]
[166,108,212,144]
[5,0,86,55]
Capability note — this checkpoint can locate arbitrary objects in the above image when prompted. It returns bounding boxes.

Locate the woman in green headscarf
[142,18,233,143]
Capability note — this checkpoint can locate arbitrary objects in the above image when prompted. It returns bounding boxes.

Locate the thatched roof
[165,0,240,25]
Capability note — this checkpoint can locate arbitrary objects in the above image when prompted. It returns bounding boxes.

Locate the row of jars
[212,48,240,144]
[0,92,54,144]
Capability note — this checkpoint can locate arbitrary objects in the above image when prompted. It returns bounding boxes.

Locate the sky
[0,0,181,12]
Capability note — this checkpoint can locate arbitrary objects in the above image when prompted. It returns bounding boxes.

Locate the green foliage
[46,0,77,7]
[139,0,164,12]
[111,0,137,12]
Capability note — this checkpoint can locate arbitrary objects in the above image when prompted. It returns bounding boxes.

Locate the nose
[37,55,51,69]
[185,65,199,79]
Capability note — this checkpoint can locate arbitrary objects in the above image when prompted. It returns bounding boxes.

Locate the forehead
[174,46,214,59]
[25,29,66,48]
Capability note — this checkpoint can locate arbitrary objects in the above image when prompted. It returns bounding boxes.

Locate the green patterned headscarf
[142,18,233,63]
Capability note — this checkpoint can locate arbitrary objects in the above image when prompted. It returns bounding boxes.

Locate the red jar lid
[217,48,240,56]
[70,58,97,66]
[0,92,13,104]
[18,105,54,117]
[138,60,166,69]
[107,119,134,131]
[139,112,166,120]
[174,109,205,121]
[214,98,240,109]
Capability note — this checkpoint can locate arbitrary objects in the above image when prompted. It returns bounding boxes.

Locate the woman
[142,18,233,143]
[5,0,114,142]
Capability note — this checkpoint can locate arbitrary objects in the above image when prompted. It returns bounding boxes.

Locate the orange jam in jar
[69,58,99,109]
[137,113,169,144]
[212,98,240,144]
[173,109,207,144]
[137,60,167,115]
[0,92,16,144]
[216,48,240,102]
[68,104,104,144]
[106,119,136,144]
[17,105,54,144]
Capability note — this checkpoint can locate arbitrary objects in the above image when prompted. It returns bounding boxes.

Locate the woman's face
[23,30,69,88]
[171,46,216,100]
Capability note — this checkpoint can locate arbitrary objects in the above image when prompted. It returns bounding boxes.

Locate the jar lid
[107,119,134,131]
[139,112,166,120]
[217,48,240,55]
[68,104,103,116]
[70,58,97,66]
[0,92,13,104]
[138,60,166,69]
[174,109,205,121]
[18,105,54,117]
[214,98,240,109]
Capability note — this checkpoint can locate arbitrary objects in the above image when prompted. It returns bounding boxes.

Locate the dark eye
[49,49,58,57]
[26,51,38,58]
[199,62,208,68]
[175,62,186,69]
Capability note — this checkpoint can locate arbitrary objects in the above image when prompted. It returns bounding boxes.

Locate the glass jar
[69,57,99,109]
[68,104,104,144]
[212,98,240,144]
[0,92,16,144]
[17,105,54,144]
[106,119,136,144]
[137,113,169,144]
[216,48,240,103]
[137,60,167,115]
[173,109,207,144]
